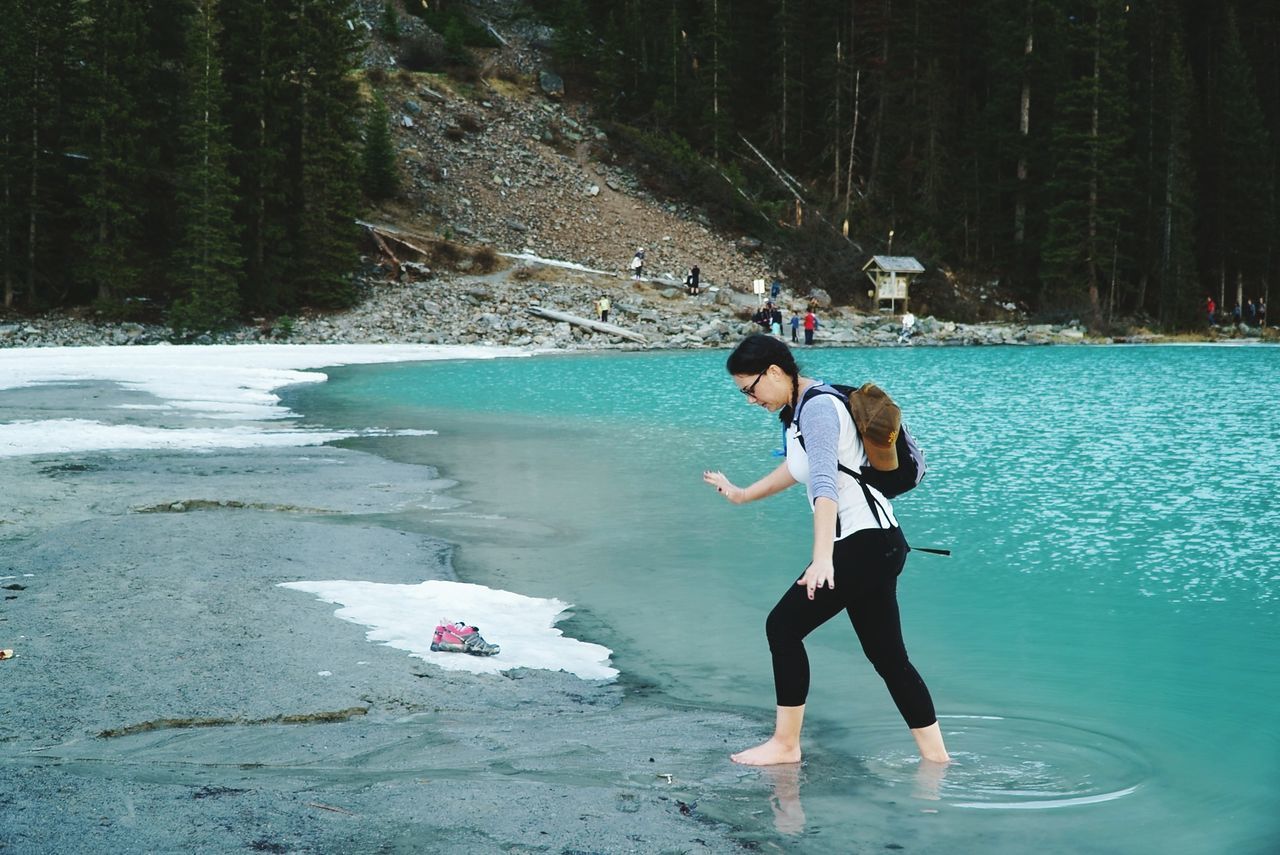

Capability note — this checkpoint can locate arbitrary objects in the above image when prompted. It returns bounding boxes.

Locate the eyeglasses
[739,369,768,399]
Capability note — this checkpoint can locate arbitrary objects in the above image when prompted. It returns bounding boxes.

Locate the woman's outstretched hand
[703,470,746,504]
[796,558,836,600]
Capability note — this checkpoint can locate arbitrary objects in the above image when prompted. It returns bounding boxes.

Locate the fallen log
[359,222,430,259]
[482,19,509,47]
[368,229,401,277]
[526,306,648,344]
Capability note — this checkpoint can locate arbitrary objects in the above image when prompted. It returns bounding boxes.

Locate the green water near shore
[285,345,1280,853]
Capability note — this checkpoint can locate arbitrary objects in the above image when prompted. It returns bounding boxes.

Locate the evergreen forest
[536,0,1278,328]
[2,0,1278,331]
[0,0,364,331]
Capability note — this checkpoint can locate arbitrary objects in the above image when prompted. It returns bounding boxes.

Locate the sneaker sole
[430,640,500,656]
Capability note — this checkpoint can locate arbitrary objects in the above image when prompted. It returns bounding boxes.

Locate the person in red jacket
[803,310,818,345]
[1206,296,1216,327]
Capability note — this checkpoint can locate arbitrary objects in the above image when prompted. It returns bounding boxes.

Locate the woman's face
[733,365,790,412]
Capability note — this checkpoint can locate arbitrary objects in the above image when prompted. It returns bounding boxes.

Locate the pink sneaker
[430,620,500,656]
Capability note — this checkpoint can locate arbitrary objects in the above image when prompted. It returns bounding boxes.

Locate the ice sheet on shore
[0,343,522,456]
[279,578,618,680]
[0,343,520,418]
[0,418,435,457]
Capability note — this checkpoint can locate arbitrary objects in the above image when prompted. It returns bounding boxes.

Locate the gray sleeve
[799,397,842,504]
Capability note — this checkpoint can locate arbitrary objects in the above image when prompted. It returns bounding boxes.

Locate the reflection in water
[760,763,807,836]
[914,758,951,801]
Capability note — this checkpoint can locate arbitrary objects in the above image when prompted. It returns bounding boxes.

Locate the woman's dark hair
[726,334,802,425]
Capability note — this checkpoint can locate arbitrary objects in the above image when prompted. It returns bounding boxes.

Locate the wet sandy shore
[0,376,787,854]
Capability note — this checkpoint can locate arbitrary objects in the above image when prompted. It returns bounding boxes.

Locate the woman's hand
[703,470,746,504]
[796,558,836,600]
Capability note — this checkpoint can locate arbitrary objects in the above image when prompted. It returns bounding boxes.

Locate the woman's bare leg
[910,721,951,763]
[732,705,805,765]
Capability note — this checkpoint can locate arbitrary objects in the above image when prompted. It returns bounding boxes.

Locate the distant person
[770,277,782,301]
[789,313,800,343]
[1245,299,1257,327]
[597,295,611,323]
[803,309,817,345]
[1232,303,1242,326]
[691,264,701,296]
[770,307,783,337]
[898,312,916,343]
[1258,298,1267,328]
[630,248,645,280]
[701,334,951,767]
[755,303,775,332]
[1206,296,1216,327]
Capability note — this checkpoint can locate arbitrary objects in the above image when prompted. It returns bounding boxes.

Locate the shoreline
[0,343,809,852]
[0,445,775,852]
[5,266,1275,352]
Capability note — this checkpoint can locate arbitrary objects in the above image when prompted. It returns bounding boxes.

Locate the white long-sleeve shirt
[784,383,898,538]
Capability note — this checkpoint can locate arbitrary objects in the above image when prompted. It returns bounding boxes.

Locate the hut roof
[862,255,925,273]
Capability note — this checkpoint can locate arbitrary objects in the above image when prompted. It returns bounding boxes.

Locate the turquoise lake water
[284,344,1280,854]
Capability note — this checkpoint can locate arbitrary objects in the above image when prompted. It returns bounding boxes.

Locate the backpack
[793,384,926,499]
[791,384,949,554]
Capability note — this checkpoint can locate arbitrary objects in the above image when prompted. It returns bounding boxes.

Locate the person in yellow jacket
[596,295,611,323]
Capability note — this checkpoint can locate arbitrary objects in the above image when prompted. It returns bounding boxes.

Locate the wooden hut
[863,255,924,314]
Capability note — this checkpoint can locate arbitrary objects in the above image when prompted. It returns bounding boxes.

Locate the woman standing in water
[702,334,950,766]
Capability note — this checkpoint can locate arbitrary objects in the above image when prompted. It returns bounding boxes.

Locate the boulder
[529,26,556,51]
[735,236,763,253]
[539,70,564,99]
[807,288,832,309]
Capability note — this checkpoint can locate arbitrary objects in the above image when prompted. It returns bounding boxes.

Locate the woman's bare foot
[731,737,801,766]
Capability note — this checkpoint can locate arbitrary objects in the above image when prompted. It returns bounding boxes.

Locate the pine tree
[1156,31,1199,329]
[443,16,469,66]
[381,1,399,42]
[361,92,399,201]
[1217,8,1274,309]
[72,0,151,309]
[170,0,242,333]
[1040,0,1132,321]
[218,0,297,312]
[1127,0,1198,326]
[0,0,22,308]
[289,0,363,309]
[8,0,77,309]
[696,0,734,161]
[552,0,594,76]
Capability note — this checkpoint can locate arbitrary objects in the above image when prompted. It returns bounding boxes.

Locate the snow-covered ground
[0,343,523,456]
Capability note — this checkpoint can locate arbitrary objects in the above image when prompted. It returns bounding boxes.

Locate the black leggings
[765,526,938,729]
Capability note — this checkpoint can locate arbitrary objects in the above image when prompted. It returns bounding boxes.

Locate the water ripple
[854,713,1150,810]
